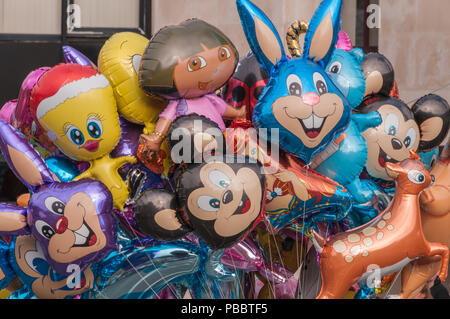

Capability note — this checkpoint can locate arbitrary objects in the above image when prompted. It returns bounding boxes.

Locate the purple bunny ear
[0,203,30,236]
[0,119,55,190]
[62,46,97,68]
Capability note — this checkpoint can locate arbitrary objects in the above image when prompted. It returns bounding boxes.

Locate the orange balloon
[16,193,30,207]
[399,145,450,298]
[312,150,449,299]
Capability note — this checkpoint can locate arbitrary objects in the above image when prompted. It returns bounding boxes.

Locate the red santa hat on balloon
[30,63,110,121]
[30,63,111,141]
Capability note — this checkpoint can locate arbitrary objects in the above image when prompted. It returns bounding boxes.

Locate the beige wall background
[1,0,447,105]
[0,0,61,34]
[152,0,358,57]
[152,0,324,57]
[0,0,142,34]
[379,0,450,105]
[152,0,449,105]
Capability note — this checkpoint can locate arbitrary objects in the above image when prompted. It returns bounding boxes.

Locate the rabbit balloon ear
[303,0,342,66]
[0,203,31,236]
[236,0,286,74]
[0,119,55,191]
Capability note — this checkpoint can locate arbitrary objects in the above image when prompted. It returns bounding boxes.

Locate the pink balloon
[13,67,61,157]
[222,237,293,284]
[336,31,353,51]
[0,100,17,124]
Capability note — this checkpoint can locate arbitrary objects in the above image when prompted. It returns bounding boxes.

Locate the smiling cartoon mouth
[284,108,327,139]
[378,147,399,168]
[233,190,251,215]
[298,114,326,139]
[81,140,101,152]
[73,222,97,247]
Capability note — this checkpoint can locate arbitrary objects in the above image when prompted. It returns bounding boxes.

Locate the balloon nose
[391,138,403,150]
[222,190,234,204]
[302,92,320,106]
[55,216,68,234]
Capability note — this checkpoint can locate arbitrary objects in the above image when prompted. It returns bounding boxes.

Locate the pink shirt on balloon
[159,94,228,131]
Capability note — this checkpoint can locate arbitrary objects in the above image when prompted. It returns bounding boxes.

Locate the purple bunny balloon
[0,118,117,275]
[62,45,97,68]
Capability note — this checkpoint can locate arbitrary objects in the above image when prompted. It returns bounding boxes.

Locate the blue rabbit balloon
[237,0,351,164]
[314,46,383,205]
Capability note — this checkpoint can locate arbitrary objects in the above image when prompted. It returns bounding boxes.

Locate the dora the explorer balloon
[30,63,136,210]
[138,19,245,158]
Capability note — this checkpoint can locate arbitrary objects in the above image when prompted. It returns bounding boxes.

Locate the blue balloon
[346,178,391,228]
[264,155,353,239]
[354,285,376,299]
[90,236,237,299]
[0,240,15,290]
[237,0,351,164]
[326,48,365,109]
[314,45,382,205]
[92,241,203,299]
[314,113,382,204]
[419,148,440,171]
[6,235,95,299]
[1,223,240,299]
[44,156,80,182]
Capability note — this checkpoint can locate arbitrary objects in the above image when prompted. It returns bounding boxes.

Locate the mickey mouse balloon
[135,156,266,250]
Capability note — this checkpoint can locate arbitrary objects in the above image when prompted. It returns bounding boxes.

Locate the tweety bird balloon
[98,32,171,175]
[30,63,136,210]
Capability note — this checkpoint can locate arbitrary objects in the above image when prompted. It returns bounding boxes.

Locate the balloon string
[226,252,246,298]
[92,287,111,299]
[382,268,403,299]
[301,164,309,299]
[124,255,160,297]
[198,270,216,299]
[269,220,297,298]
[263,217,277,299]
[117,213,180,299]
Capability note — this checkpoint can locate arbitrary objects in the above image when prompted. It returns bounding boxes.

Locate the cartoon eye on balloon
[407,170,426,184]
[236,0,351,164]
[30,63,137,210]
[134,115,266,250]
[356,94,450,182]
[0,119,117,276]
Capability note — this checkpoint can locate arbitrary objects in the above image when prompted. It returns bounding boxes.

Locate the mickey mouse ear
[361,52,395,98]
[134,189,192,241]
[168,114,225,164]
[412,94,450,152]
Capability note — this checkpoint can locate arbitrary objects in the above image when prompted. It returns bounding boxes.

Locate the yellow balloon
[34,64,135,210]
[343,290,356,299]
[98,32,168,134]
[0,289,11,299]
